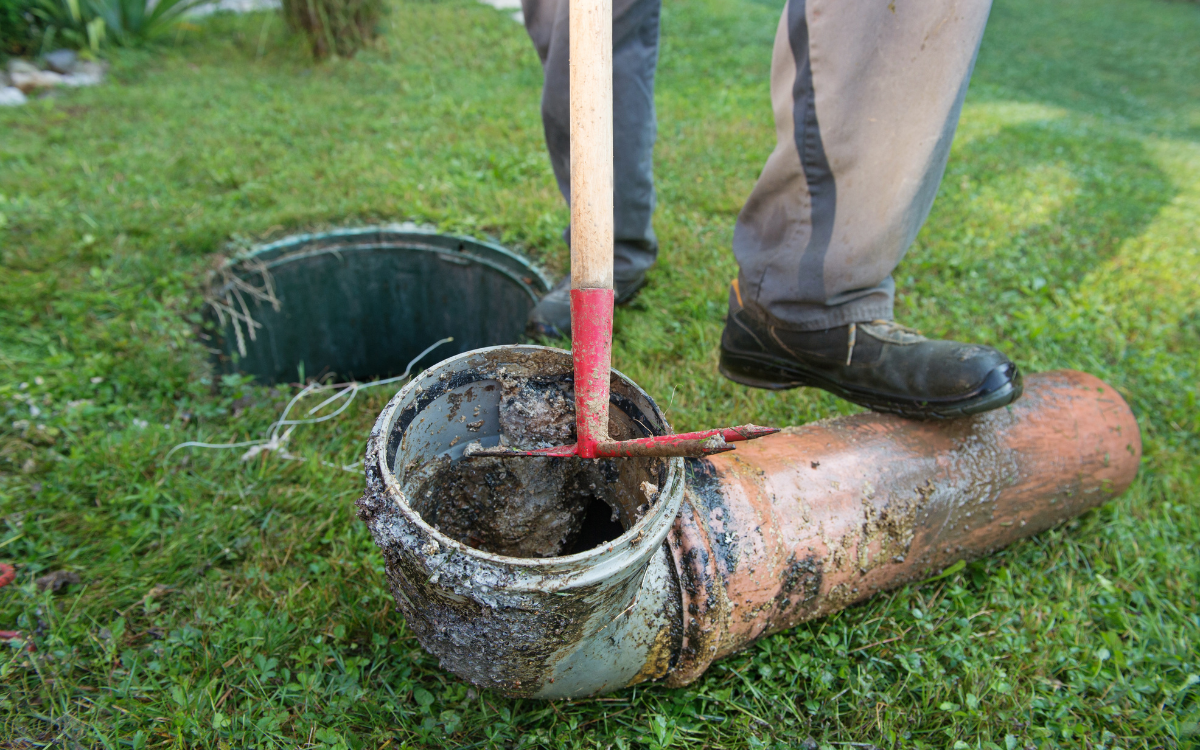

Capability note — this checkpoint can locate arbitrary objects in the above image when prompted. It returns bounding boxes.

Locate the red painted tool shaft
[570,288,616,458]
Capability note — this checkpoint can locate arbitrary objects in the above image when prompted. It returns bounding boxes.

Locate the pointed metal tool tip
[726,424,781,440]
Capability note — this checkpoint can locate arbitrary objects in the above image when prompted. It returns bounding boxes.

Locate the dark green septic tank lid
[206,225,552,384]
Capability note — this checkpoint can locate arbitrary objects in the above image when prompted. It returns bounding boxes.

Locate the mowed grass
[1,0,1198,746]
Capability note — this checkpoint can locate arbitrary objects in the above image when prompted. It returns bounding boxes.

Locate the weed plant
[1,0,37,57]
[0,0,1198,746]
[90,0,209,48]
[281,0,384,59]
[0,0,104,57]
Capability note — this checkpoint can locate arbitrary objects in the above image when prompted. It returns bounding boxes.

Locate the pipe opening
[390,347,670,559]
[404,456,647,558]
[204,226,551,385]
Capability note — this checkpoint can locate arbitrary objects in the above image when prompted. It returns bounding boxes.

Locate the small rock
[61,60,106,88]
[35,570,81,593]
[0,87,26,107]
[44,49,78,74]
[188,0,281,16]
[11,68,64,93]
[7,59,39,76]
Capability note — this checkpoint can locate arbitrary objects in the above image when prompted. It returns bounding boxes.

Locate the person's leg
[523,0,662,337]
[737,0,990,328]
[720,0,1022,418]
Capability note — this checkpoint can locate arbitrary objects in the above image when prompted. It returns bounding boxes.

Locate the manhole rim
[218,224,553,301]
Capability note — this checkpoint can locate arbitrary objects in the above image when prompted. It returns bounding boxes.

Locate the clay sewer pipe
[357,349,1140,700]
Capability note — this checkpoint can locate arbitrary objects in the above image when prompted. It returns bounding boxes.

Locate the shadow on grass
[910,118,1176,312]
[972,0,1200,140]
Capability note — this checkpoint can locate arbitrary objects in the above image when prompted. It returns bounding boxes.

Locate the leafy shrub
[32,0,106,52]
[1,0,33,58]
[0,0,205,58]
[281,0,384,59]
[2,0,108,57]
[91,0,207,46]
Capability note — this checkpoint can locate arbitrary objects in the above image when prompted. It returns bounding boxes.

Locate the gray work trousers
[522,0,992,329]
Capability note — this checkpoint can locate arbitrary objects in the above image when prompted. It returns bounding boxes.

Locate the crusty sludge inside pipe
[358,364,1140,699]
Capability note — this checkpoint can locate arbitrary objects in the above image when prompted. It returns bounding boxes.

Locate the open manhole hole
[205,226,552,384]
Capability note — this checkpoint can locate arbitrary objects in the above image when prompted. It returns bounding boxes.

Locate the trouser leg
[522,0,662,278]
[733,0,992,330]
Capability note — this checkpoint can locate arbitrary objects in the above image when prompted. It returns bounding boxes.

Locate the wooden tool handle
[566,0,615,456]
[569,0,613,291]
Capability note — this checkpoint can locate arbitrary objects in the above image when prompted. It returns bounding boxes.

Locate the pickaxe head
[467,289,778,461]
[464,424,779,458]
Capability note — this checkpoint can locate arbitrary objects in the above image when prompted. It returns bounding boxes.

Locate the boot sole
[719,349,1023,420]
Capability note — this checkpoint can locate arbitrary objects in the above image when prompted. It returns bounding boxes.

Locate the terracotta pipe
[359,352,1140,699]
[662,368,1141,686]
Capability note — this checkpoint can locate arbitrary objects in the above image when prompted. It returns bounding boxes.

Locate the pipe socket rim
[366,344,685,580]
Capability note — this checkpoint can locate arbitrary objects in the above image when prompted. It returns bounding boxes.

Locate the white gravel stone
[60,61,107,87]
[44,49,78,74]
[10,69,64,91]
[188,0,281,16]
[0,86,28,106]
[7,59,40,76]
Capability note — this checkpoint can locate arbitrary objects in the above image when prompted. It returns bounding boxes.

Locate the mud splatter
[493,369,576,450]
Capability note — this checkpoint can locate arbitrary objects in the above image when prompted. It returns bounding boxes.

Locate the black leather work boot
[719,285,1023,419]
[526,270,648,339]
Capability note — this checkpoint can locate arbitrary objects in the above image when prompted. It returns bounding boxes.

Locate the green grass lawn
[2,0,1198,746]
